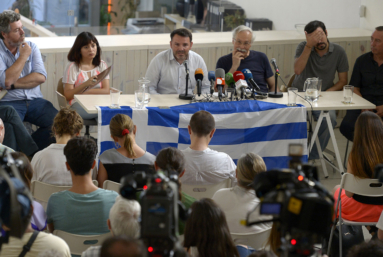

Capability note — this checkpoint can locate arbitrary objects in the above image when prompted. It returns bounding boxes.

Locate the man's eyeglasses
[233,39,251,47]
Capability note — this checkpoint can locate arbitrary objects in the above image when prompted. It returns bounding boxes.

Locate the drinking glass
[287,87,298,106]
[109,88,120,109]
[135,90,145,109]
[343,85,354,104]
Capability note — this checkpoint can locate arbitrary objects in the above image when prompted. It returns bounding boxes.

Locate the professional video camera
[0,152,33,252]
[120,169,188,257]
[374,164,383,182]
[245,144,334,257]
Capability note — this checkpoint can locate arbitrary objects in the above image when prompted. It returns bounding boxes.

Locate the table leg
[309,111,328,178]
[316,136,329,178]
[324,111,345,175]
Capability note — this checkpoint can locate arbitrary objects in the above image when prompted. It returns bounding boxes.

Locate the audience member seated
[100,237,147,257]
[63,32,110,120]
[0,10,58,151]
[180,110,236,185]
[81,196,141,257]
[0,105,38,156]
[333,112,383,233]
[11,151,47,231]
[346,239,383,257]
[31,108,83,186]
[0,116,14,155]
[98,114,155,188]
[213,153,272,234]
[47,137,118,235]
[0,203,70,257]
[154,147,196,234]
[183,198,242,257]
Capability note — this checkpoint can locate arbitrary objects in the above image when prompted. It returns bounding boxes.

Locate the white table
[75,92,375,176]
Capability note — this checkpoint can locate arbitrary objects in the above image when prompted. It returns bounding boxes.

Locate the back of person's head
[11,152,33,190]
[346,239,383,257]
[248,250,277,257]
[109,114,136,157]
[64,137,97,176]
[155,147,185,175]
[109,196,140,238]
[304,20,327,35]
[53,107,83,138]
[237,153,266,190]
[100,236,147,257]
[184,198,239,257]
[189,110,215,137]
[267,222,281,257]
[350,111,383,178]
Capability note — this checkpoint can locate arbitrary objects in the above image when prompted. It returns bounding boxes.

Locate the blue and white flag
[97,100,307,170]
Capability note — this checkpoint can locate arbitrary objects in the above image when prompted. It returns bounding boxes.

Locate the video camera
[120,169,188,257]
[374,164,383,182]
[246,144,334,257]
[0,152,33,252]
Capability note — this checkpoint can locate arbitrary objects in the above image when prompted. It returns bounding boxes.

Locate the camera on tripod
[246,144,334,257]
[119,169,188,257]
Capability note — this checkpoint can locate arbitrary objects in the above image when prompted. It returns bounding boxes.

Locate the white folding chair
[327,173,383,256]
[53,230,111,255]
[181,178,231,200]
[103,180,121,194]
[31,180,99,210]
[231,228,272,250]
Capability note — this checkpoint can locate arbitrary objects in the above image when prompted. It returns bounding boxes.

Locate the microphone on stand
[194,68,204,97]
[179,60,193,100]
[215,68,225,101]
[241,69,261,91]
[233,71,248,99]
[208,71,215,96]
[269,58,283,98]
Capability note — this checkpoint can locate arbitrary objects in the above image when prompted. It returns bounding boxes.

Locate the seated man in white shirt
[180,110,236,185]
[145,28,210,95]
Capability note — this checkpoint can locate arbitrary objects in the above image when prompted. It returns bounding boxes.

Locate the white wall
[360,0,383,30]
[234,0,361,31]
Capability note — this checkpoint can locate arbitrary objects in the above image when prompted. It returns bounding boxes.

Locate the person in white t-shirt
[63,32,110,120]
[212,153,272,235]
[180,110,236,185]
[31,108,83,187]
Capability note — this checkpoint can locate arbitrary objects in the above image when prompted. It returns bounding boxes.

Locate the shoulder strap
[18,230,40,257]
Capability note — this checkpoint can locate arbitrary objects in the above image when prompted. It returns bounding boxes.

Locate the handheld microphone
[242,69,261,91]
[215,68,225,101]
[208,71,215,96]
[270,58,279,74]
[233,71,248,99]
[194,68,204,97]
[225,73,235,88]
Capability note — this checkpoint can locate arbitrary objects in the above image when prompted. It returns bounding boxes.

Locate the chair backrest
[56,78,68,109]
[103,180,121,194]
[341,173,383,197]
[53,230,111,255]
[231,228,272,250]
[181,178,231,200]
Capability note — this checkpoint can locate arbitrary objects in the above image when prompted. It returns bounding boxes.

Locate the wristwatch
[10,84,15,90]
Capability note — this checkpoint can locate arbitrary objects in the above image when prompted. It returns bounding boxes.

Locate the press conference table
[75,92,375,177]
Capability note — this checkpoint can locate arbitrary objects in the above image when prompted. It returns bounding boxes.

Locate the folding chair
[181,178,231,200]
[103,180,121,193]
[53,230,111,255]
[231,228,272,250]
[327,173,383,256]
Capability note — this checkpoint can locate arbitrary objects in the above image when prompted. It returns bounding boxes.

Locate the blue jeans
[0,98,58,151]
[309,110,337,160]
[0,105,39,156]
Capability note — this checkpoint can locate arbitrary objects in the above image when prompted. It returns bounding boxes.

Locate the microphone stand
[179,64,193,100]
[269,70,283,98]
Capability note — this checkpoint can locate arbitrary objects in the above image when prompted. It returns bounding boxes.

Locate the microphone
[270,58,279,74]
[215,68,225,101]
[269,58,283,98]
[225,73,235,88]
[241,69,261,91]
[194,68,204,97]
[184,60,189,74]
[233,71,248,99]
[179,60,193,100]
[208,71,215,96]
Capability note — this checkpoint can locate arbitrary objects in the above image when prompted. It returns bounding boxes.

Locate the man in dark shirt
[216,25,275,93]
[340,26,383,141]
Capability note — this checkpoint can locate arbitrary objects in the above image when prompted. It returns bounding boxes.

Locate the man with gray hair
[216,25,275,93]
[0,10,58,151]
[81,196,141,257]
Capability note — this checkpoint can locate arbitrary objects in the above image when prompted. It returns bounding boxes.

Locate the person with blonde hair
[31,107,83,186]
[97,114,155,188]
[212,153,272,234]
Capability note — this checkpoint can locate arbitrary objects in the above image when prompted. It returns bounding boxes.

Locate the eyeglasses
[233,39,251,47]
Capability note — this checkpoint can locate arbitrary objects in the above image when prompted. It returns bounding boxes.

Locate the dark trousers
[0,98,58,151]
[339,110,362,142]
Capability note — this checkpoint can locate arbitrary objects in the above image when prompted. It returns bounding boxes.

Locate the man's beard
[175,51,188,61]
[7,36,24,47]
[315,42,327,50]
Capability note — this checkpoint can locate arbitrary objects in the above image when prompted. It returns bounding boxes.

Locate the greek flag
[97,100,307,169]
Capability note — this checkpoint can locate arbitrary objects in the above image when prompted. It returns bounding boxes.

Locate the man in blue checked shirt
[0,10,57,151]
